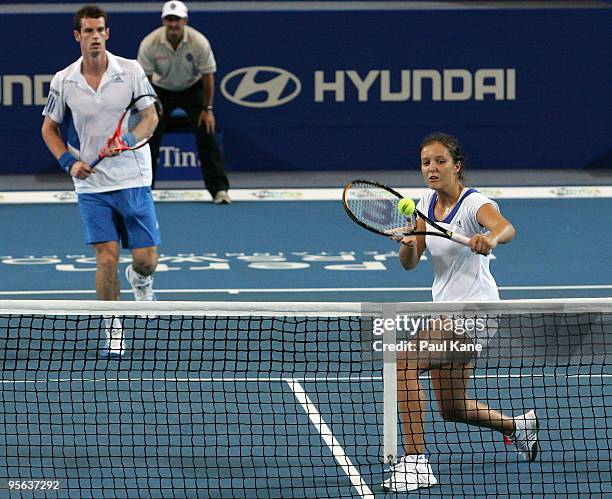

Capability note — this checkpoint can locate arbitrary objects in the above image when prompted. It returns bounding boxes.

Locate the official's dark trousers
[149,83,229,195]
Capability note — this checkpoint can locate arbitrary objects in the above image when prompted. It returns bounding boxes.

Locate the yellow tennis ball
[397,198,415,216]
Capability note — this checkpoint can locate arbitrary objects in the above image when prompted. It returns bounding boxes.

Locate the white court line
[0,376,379,384]
[1,373,608,385]
[0,284,611,296]
[1,185,612,204]
[0,377,378,384]
[286,379,375,499]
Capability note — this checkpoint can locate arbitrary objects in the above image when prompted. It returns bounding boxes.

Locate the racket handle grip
[451,233,471,246]
[89,155,103,169]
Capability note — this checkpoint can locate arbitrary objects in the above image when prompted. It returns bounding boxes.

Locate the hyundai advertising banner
[0,7,610,178]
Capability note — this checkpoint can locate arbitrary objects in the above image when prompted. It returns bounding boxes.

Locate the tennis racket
[90,94,163,168]
[342,179,471,246]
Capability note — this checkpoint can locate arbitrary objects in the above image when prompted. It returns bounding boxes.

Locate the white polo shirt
[43,52,156,194]
[417,188,500,303]
[137,25,217,91]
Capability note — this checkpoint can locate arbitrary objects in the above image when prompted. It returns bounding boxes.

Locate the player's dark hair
[74,5,108,31]
[420,132,466,182]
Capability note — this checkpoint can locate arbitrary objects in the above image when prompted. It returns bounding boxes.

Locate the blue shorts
[78,187,161,249]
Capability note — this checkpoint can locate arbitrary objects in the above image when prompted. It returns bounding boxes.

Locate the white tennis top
[137,26,217,91]
[417,188,500,302]
[43,52,155,194]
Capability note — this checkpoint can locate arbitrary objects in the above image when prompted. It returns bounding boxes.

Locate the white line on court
[1,185,611,204]
[286,379,375,499]
[0,284,610,296]
[2,373,608,385]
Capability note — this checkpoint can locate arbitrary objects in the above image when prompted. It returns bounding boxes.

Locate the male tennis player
[383,132,539,492]
[41,5,161,358]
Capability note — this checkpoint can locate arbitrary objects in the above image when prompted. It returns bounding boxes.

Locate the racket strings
[126,108,142,133]
[124,97,162,148]
[346,184,410,234]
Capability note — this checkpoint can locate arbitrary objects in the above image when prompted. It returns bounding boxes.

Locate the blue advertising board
[0,5,610,178]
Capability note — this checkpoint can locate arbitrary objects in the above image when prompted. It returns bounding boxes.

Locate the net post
[382,303,398,466]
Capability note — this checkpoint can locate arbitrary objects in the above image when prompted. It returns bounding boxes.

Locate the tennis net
[0,299,609,498]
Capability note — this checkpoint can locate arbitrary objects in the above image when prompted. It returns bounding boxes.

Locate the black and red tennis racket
[342,179,471,246]
[90,94,163,168]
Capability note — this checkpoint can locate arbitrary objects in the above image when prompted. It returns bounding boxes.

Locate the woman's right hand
[389,218,417,247]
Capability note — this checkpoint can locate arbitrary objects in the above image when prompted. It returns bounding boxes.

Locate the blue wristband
[58,151,77,173]
[121,132,136,147]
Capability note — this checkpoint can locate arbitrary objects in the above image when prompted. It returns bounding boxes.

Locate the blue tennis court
[0,187,610,497]
[0,191,611,301]
[2,0,611,494]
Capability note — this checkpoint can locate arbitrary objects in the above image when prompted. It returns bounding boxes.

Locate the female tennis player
[383,132,539,492]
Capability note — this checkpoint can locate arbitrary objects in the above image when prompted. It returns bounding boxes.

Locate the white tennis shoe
[382,454,438,492]
[213,190,231,204]
[511,410,540,461]
[125,265,156,301]
[101,316,124,359]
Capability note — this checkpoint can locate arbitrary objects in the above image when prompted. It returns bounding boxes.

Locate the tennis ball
[397,198,416,216]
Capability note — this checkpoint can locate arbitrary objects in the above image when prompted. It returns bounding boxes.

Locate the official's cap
[162,1,188,19]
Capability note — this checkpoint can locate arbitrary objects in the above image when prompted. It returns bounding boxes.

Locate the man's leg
[94,241,121,300]
[94,241,124,358]
[182,87,230,200]
[131,246,158,277]
[194,126,230,200]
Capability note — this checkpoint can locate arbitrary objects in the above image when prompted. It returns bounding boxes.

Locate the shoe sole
[381,481,436,493]
[515,411,540,462]
[99,350,123,359]
[529,415,540,462]
[101,334,124,360]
